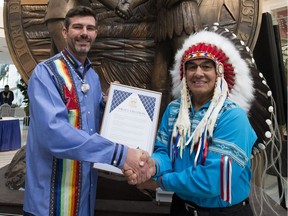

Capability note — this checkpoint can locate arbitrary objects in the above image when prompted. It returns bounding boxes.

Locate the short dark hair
[4,85,9,88]
[64,6,97,29]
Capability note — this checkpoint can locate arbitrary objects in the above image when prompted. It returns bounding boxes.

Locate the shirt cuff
[157,175,168,191]
[110,143,128,169]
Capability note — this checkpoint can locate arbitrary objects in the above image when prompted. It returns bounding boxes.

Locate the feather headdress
[170,24,276,161]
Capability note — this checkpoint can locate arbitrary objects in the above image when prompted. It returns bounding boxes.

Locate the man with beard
[44,0,91,56]
[23,6,153,216]
[44,0,131,56]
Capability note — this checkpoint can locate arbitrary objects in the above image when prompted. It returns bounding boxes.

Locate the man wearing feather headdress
[123,24,281,215]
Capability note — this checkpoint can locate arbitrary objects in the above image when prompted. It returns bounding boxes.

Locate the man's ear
[62,27,67,40]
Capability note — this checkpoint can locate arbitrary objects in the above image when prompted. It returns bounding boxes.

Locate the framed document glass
[94,83,162,174]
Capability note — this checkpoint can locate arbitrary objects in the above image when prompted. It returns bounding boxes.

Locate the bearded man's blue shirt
[24,50,127,215]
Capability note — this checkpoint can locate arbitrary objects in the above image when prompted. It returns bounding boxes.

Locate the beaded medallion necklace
[61,50,90,94]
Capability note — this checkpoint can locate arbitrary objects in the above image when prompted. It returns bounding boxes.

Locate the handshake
[122,148,158,189]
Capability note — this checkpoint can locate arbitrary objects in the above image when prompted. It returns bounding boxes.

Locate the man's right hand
[123,151,156,185]
[122,148,154,184]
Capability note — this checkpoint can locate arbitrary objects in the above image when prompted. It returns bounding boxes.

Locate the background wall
[0,0,287,107]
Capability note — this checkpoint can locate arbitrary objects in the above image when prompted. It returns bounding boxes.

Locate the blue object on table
[0,118,21,151]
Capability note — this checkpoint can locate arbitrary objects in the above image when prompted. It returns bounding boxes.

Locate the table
[0,117,21,151]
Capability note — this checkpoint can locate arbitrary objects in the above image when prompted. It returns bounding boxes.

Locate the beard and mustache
[67,34,94,56]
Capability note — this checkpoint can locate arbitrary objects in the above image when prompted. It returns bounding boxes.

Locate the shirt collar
[62,48,92,71]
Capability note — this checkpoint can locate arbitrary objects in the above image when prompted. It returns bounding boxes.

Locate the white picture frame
[94,83,162,174]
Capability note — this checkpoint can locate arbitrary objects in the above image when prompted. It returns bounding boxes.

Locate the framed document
[94,83,162,174]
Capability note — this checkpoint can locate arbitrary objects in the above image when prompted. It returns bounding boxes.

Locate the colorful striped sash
[45,55,82,216]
